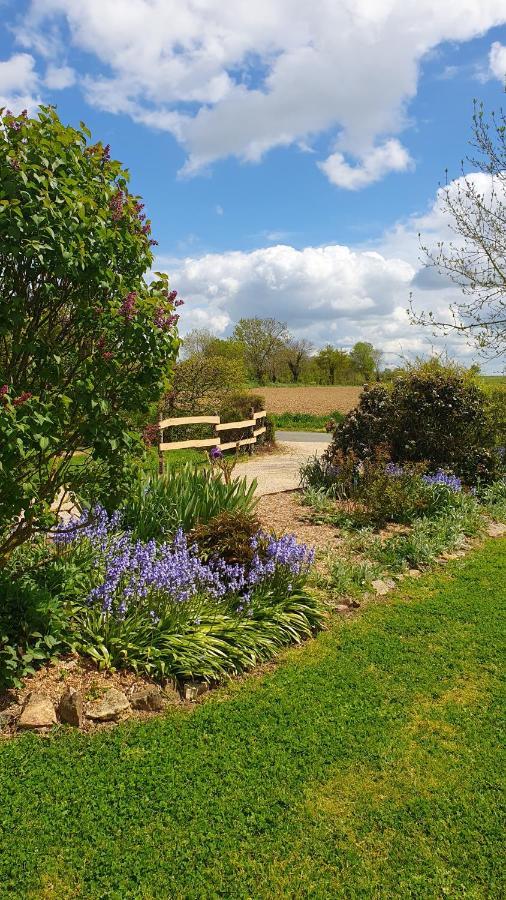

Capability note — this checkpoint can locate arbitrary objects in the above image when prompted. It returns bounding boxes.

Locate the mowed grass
[0,541,505,899]
[271,409,344,432]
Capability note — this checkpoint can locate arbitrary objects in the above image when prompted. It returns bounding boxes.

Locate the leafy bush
[328,361,496,483]
[323,556,380,600]
[164,355,245,416]
[0,107,179,563]
[0,539,81,688]
[190,511,261,564]
[219,392,265,422]
[479,478,506,521]
[264,414,276,444]
[120,464,258,542]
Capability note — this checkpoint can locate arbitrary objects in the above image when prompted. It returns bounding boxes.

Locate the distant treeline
[180,317,389,386]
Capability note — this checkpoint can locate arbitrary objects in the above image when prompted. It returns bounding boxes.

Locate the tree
[232,317,289,383]
[350,342,383,382]
[163,354,244,414]
[284,338,312,383]
[412,103,506,358]
[314,346,351,384]
[0,107,179,563]
[180,328,214,358]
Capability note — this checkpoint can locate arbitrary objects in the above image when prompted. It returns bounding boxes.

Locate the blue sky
[1,1,506,368]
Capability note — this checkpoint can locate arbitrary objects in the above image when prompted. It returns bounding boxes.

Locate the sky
[1,0,506,371]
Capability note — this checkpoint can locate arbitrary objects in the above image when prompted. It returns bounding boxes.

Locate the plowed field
[251,385,362,414]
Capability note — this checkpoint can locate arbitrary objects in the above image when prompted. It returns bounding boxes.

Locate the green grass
[272,410,344,432]
[0,541,505,899]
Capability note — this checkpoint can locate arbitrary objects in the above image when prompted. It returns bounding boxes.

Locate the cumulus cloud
[319,140,413,190]
[489,41,506,82]
[163,174,497,366]
[15,0,506,185]
[44,64,76,90]
[0,52,41,113]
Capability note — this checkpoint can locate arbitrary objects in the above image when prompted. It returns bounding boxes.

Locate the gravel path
[235,437,330,495]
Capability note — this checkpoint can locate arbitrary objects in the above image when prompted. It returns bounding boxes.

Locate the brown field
[250,385,362,415]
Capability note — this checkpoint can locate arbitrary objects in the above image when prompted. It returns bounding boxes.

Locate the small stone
[335,604,350,613]
[58,687,84,727]
[0,705,22,731]
[18,693,57,730]
[408,569,421,578]
[487,522,506,537]
[181,681,209,702]
[371,578,395,596]
[86,688,130,722]
[130,687,166,712]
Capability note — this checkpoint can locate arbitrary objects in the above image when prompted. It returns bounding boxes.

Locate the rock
[181,681,209,702]
[335,604,350,613]
[487,522,506,537]
[0,705,22,731]
[371,578,396,596]
[18,693,57,730]
[130,687,167,713]
[58,687,84,727]
[408,569,421,578]
[86,688,130,722]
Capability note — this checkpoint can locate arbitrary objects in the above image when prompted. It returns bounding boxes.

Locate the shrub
[191,511,261,564]
[219,392,265,422]
[264,414,276,444]
[120,464,258,541]
[0,107,179,563]
[329,361,496,483]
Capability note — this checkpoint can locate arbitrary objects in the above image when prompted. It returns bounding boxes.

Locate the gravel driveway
[235,435,330,495]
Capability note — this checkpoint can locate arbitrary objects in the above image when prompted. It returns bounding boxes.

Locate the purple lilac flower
[422,470,462,492]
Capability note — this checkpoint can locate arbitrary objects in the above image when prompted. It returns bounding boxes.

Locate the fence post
[158,415,164,476]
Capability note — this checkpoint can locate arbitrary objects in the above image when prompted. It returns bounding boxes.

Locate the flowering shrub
[52,507,320,678]
[328,361,497,484]
[301,449,467,527]
[0,108,179,564]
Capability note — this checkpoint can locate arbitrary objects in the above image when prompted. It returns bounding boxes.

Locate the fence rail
[158,410,267,460]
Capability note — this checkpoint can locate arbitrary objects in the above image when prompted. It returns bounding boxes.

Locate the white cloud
[319,140,413,190]
[0,52,41,113]
[489,41,506,82]
[16,0,506,185]
[161,173,499,367]
[44,64,76,90]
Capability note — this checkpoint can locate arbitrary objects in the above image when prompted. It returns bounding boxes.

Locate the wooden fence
[158,410,267,459]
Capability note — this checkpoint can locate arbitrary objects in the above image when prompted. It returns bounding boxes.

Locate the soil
[251,385,362,415]
[257,490,341,552]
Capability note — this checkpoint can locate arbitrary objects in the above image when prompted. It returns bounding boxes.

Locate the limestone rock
[130,687,167,712]
[18,693,57,730]
[58,687,84,727]
[182,681,209,702]
[408,569,421,578]
[86,688,130,722]
[487,522,506,537]
[371,578,396,596]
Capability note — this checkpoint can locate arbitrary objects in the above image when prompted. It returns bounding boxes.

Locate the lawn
[271,409,343,431]
[0,540,504,899]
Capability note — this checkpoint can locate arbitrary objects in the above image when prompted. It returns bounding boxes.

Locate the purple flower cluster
[422,470,462,492]
[119,291,137,321]
[385,462,404,477]
[109,189,124,221]
[54,508,314,619]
